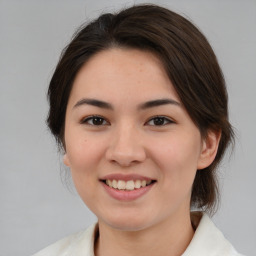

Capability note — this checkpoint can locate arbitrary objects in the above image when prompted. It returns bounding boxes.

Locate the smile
[103,179,155,191]
[100,174,157,200]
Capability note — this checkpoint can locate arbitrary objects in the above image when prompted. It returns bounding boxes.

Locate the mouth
[100,179,157,191]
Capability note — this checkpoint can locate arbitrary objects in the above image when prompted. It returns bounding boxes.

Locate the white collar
[182,212,241,255]
[33,212,242,255]
[86,212,241,256]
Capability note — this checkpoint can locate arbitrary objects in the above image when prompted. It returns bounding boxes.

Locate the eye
[81,115,109,126]
[146,116,174,126]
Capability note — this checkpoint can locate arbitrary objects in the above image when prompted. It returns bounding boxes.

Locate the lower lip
[101,182,155,201]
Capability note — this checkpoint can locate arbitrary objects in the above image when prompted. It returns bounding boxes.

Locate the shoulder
[183,212,245,256]
[32,223,97,256]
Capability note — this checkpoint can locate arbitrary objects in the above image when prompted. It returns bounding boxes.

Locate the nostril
[106,150,146,167]
[105,135,146,166]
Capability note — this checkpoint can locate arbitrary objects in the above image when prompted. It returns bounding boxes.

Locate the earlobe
[63,153,70,167]
[197,130,221,170]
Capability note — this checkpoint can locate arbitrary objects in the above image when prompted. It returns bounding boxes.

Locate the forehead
[69,48,180,104]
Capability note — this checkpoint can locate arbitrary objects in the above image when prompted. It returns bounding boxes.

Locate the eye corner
[145,116,175,126]
[80,115,110,126]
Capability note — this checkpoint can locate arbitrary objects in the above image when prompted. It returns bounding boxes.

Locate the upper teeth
[106,179,152,190]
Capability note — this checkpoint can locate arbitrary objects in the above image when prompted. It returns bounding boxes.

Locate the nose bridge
[106,121,146,166]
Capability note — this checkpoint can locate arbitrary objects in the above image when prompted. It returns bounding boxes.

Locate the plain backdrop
[1,0,255,255]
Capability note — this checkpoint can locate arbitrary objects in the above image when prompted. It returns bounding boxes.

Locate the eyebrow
[138,98,181,110]
[73,98,181,110]
[73,98,113,110]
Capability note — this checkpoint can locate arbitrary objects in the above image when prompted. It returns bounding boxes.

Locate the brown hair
[47,4,234,213]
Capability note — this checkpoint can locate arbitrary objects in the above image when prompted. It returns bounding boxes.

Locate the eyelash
[80,115,110,126]
[146,116,174,126]
[80,115,174,126]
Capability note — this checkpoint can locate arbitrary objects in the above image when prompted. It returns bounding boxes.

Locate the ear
[63,153,70,167]
[197,130,221,170]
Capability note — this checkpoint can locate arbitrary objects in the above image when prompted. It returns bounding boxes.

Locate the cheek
[64,139,98,190]
[66,142,101,207]
[149,132,202,187]
[151,134,201,168]
[65,133,105,170]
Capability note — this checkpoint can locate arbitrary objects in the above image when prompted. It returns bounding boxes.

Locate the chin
[107,221,149,232]
[99,211,156,232]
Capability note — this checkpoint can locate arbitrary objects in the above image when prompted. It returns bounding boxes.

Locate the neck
[95,212,194,256]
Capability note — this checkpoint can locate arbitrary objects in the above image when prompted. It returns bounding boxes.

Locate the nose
[105,124,146,167]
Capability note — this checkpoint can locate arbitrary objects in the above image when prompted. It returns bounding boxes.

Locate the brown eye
[146,116,173,126]
[81,116,109,126]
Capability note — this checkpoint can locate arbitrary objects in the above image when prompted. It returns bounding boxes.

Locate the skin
[63,48,220,256]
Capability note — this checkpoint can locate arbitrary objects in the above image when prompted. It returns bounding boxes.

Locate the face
[64,48,216,231]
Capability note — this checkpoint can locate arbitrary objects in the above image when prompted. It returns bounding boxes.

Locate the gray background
[1,0,255,255]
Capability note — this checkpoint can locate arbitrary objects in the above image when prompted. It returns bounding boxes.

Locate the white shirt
[32,212,244,256]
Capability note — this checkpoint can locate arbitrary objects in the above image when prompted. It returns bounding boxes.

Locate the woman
[33,4,243,256]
